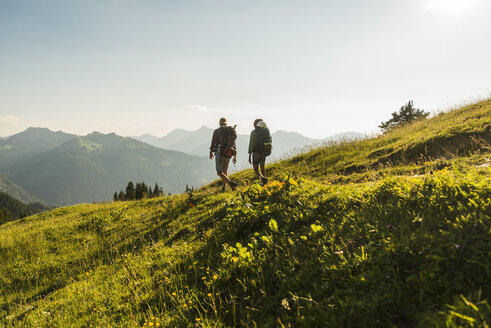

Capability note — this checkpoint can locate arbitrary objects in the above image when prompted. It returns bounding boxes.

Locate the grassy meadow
[0,99,490,327]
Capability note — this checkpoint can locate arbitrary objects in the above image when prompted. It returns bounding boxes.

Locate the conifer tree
[125,181,135,200]
[153,183,163,197]
[379,100,429,133]
[113,192,118,201]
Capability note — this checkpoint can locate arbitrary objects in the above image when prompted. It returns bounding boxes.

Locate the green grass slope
[0,100,489,327]
[226,99,490,187]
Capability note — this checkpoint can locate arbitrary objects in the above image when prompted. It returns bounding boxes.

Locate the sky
[1,0,490,139]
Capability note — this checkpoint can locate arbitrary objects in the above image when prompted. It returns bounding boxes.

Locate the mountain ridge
[1,130,215,205]
[0,127,76,171]
[133,128,367,166]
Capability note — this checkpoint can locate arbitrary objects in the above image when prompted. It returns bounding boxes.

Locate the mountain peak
[25,127,51,132]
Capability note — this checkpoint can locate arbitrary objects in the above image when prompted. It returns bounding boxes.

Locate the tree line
[0,208,11,225]
[113,181,164,201]
[0,192,51,225]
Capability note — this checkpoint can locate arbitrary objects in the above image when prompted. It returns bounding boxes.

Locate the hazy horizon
[2,124,367,140]
[1,0,490,138]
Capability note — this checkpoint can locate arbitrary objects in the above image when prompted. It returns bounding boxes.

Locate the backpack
[255,127,272,156]
[219,125,237,158]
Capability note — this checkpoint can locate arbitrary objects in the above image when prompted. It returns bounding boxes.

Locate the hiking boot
[260,177,269,186]
[230,181,238,191]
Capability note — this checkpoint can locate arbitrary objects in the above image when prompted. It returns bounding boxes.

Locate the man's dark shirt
[210,127,222,153]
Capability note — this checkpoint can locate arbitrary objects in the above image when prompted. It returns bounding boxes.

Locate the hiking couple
[209,117,272,191]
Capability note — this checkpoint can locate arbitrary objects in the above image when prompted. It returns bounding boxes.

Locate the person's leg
[252,153,264,179]
[253,164,261,179]
[259,158,268,185]
[222,166,228,191]
[252,153,268,186]
[218,172,232,184]
[218,157,236,190]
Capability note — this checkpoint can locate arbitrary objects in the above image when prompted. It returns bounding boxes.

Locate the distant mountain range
[134,127,367,168]
[0,127,365,206]
[0,128,214,205]
[0,127,76,171]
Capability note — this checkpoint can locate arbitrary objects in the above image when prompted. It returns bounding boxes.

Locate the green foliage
[0,100,489,327]
[0,207,11,225]
[379,100,430,132]
[116,181,164,201]
[0,168,489,327]
[0,191,50,221]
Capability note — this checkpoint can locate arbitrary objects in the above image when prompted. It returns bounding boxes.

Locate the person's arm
[248,131,255,164]
[248,131,255,154]
[210,130,218,159]
[232,134,237,164]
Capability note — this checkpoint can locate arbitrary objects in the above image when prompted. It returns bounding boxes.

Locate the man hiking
[248,118,272,186]
[210,117,238,191]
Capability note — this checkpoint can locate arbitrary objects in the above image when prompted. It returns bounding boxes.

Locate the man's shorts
[252,152,266,166]
[215,152,231,173]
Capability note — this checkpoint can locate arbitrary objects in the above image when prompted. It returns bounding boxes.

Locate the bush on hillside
[379,100,430,132]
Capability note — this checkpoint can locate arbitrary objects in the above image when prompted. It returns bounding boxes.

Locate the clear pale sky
[1,0,490,138]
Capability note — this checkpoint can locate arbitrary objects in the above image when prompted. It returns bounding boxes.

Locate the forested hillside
[0,192,50,224]
[1,131,214,205]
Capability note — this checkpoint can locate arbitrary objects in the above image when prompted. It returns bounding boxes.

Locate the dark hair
[253,118,263,127]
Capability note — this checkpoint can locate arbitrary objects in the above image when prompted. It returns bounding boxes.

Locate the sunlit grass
[0,99,489,327]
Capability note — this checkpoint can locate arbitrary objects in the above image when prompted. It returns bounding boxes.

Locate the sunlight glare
[425,0,479,18]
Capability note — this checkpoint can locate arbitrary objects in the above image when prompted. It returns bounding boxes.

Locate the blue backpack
[255,127,272,156]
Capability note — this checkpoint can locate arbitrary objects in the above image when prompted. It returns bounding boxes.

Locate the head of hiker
[256,120,267,128]
[219,117,227,126]
[253,118,263,128]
